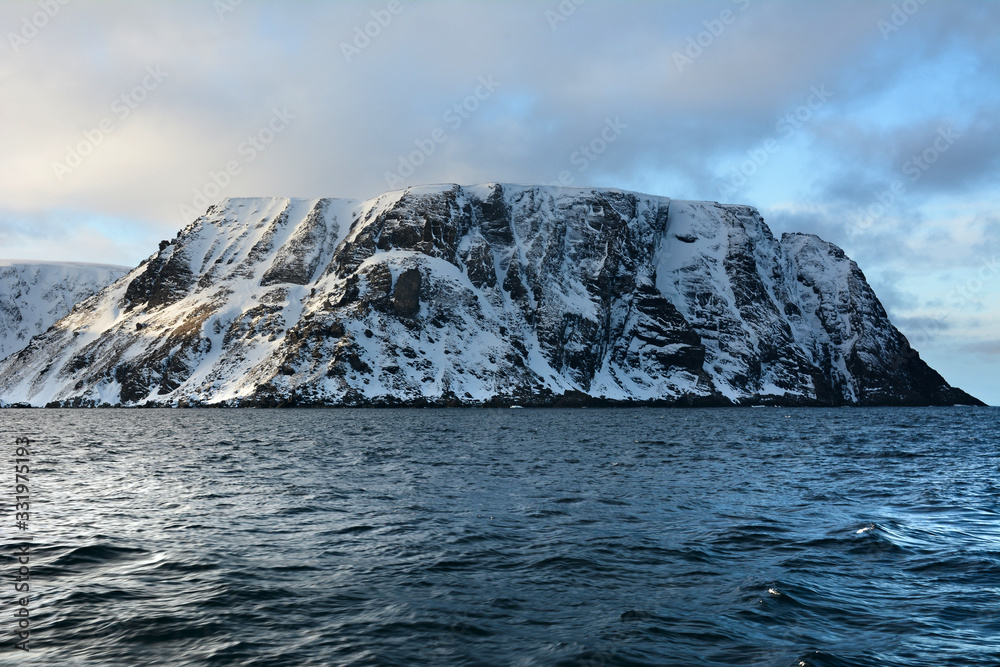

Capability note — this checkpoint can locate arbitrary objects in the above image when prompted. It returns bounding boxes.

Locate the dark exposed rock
[122,244,195,312]
[392,268,422,318]
[462,236,496,288]
[261,199,332,286]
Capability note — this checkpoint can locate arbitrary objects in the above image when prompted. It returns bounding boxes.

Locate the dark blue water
[1,407,998,666]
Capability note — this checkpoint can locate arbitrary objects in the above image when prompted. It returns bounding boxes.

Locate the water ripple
[2,406,997,665]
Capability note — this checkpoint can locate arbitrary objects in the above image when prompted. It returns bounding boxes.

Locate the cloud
[0,208,164,266]
[0,2,988,221]
[0,0,997,397]
[2,1,995,258]
[963,340,1000,356]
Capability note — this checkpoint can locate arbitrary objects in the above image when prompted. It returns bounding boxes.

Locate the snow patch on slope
[0,261,129,361]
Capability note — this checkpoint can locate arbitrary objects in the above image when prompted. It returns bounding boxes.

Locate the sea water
[1,407,998,666]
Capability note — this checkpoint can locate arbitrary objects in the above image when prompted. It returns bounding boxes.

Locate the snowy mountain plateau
[0,184,983,408]
[0,261,129,364]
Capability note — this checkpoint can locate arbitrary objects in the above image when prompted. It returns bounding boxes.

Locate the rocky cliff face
[0,184,983,407]
[0,261,129,363]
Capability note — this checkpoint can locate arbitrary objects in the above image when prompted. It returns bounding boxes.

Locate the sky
[1,0,997,404]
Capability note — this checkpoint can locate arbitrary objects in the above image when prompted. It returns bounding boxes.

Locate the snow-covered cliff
[0,185,983,407]
[0,261,129,362]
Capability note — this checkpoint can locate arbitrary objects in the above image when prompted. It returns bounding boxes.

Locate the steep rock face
[780,233,976,406]
[0,261,129,362]
[0,185,983,407]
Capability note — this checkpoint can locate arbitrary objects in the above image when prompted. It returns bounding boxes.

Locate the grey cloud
[0,1,996,246]
[963,340,1000,356]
